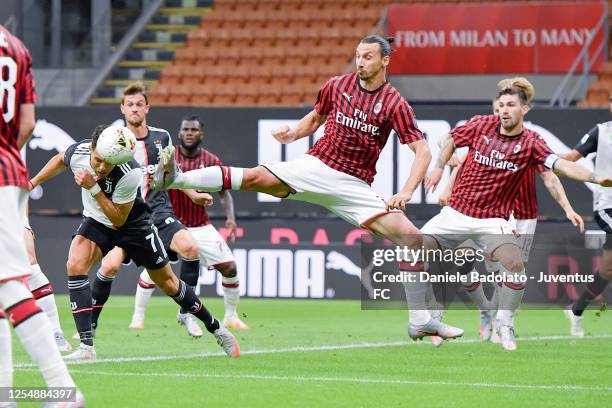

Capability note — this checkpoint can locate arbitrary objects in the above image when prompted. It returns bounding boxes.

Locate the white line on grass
[14,367,612,393]
[13,334,612,367]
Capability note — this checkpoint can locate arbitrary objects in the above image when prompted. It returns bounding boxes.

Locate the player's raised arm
[29,150,68,189]
[271,110,327,144]
[538,171,584,232]
[552,159,612,186]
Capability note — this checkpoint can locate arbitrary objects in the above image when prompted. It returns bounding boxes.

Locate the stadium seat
[148,84,170,104]
[160,65,185,85]
[258,84,282,105]
[201,65,228,84]
[167,84,192,105]
[186,29,210,48]
[174,47,198,65]
[182,65,205,85]
[191,85,214,105]
[236,83,259,105]
[195,47,220,65]
[213,83,239,105]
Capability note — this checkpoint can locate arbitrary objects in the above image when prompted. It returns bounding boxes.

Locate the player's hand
[226,219,237,243]
[447,155,460,168]
[191,192,214,207]
[565,210,585,232]
[438,189,450,207]
[424,168,443,193]
[75,170,97,189]
[386,191,412,211]
[271,125,294,144]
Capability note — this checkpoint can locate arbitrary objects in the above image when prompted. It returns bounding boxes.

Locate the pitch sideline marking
[15,367,612,393]
[13,334,612,368]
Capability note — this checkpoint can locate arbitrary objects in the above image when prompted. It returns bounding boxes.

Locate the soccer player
[152,35,465,341]
[424,85,612,350]
[436,78,583,345]
[88,82,203,337]
[29,125,240,360]
[0,23,83,406]
[562,91,612,337]
[167,115,249,331]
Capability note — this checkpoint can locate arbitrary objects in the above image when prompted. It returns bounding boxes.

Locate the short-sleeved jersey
[573,121,612,211]
[0,25,37,189]
[64,140,150,229]
[307,72,424,185]
[133,126,176,221]
[448,115,558,219]
[168,147,221,227]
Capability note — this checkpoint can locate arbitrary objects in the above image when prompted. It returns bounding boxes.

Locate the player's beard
[127,117,144,128]
[180,137,201,152]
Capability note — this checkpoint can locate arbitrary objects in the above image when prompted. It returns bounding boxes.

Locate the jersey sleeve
[391,99,424,144]
[532,136,559,170]
[20,48,37,104]
[63,143,79,167]
[314,79,333,116]
[449,118,479,148]
[112,168,142,204]
[209,152,222,166]
[573,126,598,157]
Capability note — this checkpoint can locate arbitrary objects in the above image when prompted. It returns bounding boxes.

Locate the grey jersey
[133,126,176,220]
[574,121,612,211]
[64,140,150,228]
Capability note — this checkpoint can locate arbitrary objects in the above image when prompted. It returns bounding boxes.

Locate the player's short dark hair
[90,124,109,149]
[122,81,149,105]
[497,87,529,105]
[360,35,394,57]
[180,115,202,130]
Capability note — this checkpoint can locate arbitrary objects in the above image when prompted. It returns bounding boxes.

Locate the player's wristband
[88,184,102,196]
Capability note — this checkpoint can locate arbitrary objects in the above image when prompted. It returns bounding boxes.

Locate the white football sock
[0,315,12,388]
[221,276,240,318]
[133,269,155,321]
[28,264,63,334]
[402,271,431,325]
[496,265,526,326]
[170,166,244,191]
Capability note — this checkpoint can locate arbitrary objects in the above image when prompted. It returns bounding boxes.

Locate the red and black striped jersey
[513,168,538,220]
[307,72,424,185]
[448,115,556,219]
[0,25,37,189]
[168,147,221,227]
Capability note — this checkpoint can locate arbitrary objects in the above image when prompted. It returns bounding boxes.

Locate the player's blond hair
[121,81,149,105]
[497,77,535,104]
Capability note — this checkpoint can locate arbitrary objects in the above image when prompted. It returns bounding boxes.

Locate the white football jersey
[64,140,142,228]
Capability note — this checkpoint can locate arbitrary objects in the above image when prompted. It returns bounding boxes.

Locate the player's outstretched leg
[129,269,155,329]
[0,310,12,392]
[148,265,240,357]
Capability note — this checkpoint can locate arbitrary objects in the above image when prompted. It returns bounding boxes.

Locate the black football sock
[572,271,609,317]
[68,275,93,346]
[171,280,220,333]
[91,270,115,332]
[179,259,200,314]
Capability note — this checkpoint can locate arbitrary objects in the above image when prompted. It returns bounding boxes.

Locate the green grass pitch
[11,296,612,407]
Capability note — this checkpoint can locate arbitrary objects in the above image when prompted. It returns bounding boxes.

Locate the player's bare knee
[240,167,263,190]
[99,261,119,278]
[180,243,199,261]
[217,262,237,278]
[503,259,524,274]
[66,258,89,276]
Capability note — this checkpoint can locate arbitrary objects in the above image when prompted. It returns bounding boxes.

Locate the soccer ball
[96,126,137,165]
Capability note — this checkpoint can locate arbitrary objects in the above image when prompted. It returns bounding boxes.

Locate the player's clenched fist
[271,125,294,144]
[74,169,97,189]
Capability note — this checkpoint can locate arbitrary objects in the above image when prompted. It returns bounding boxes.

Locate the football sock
[170,166,244,191]
[68,275,93,346]
[28,263,62,334]
[222,275,240,318]
[133,269,155,321]
[171,280,220,333]
[497,266,526,326]
[0,312,12,388]
[572,270,609,317]
[179,259,200,314]
[91,270,115,331]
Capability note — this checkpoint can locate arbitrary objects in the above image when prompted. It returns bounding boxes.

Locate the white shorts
[515,218,537,261]
[189,224,235,268]
[421,206,519,257]
[0,186,31,282]
[263,154,399,227]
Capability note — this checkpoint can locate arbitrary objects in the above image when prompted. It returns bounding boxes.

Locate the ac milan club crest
[513,143,521,153]
[374,102,382,114]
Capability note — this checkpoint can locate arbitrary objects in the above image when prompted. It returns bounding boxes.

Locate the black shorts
[594,209,612,249]
[154,214,187,263]
[74,217,169,269]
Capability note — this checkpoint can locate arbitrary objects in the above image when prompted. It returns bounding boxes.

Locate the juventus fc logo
[104,180,112,193]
